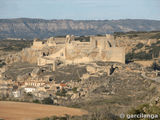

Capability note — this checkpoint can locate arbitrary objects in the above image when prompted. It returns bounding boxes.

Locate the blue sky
[0,0,160,20]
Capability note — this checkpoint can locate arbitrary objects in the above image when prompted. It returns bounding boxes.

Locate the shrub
[33,99,41,104]
[27,93,33,97]
[136,43,144,49]
[0,62,6,68]
[42,97,53,105]
[134,51,152,60]
[56,89,67,97]
[72,87,78,93]
[126,51,152,62]
[152,62,160,70]
[125,52,134,63]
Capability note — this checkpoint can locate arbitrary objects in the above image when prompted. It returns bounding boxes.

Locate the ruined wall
[64,35,125,64]
[101,47,125,63]
[90,35,116,49]
[6,34,125,67]
[90,36,107,48]
[38,57,54,66]
[66,57,91,64]
[65,44,91,60]
[32,41,45,50]
[54,38,66,44]
[48,48,65,60]
[47,37,56,47]
[6,48,42,64]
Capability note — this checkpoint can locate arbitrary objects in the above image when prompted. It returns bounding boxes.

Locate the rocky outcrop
[1,18,160,39]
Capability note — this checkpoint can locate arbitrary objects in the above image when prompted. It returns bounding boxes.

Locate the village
[0,34,160,105]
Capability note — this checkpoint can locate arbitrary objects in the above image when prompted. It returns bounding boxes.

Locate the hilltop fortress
[6,34,125,71]
[32,34,125,68]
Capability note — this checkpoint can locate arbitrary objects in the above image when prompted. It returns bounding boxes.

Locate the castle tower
[90,36,97,48]
[106,34,116,47]
[66,35,72,44]
[47,37,56,46]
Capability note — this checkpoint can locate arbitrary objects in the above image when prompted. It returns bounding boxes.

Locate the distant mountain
[0,18,160,39]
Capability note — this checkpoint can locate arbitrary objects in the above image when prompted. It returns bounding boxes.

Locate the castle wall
[90,36,113,49]
[65,44,91,60]
[101,47,125,63]
[37,57,54,66]
[32,41,45,50]
[65,57,91,64]
[49,48,65,59]
[37,47,66,66]
[54,38,66,44]
[47,39,56,47]
[90,36,107,48]
[30,34,126,67]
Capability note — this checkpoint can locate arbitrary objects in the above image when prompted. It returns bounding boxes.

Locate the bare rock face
[5,48,42,65]
[20,48,41,64]
[1,18,160,39]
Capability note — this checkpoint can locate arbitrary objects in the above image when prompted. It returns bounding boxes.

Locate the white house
[12,91,21,98]
[24,87,36,93]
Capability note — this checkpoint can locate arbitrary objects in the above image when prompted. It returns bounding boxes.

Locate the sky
[0,0,160,20]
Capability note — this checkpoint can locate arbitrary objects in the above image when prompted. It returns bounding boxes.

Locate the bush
[42,97,53,105]
[0,62,6,68]
[72,87,78,93]
[136,43,144,49]
[152,62,160,70]
[134,51,152,60]
[125,52,134,63]
[27,93,33,97]
[126,51,152,62]
[33,99,41,104]
[56,89,67,97]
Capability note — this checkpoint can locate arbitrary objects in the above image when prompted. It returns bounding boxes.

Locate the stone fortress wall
[31,34,125,70]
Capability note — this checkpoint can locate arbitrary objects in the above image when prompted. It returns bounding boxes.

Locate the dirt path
[0,101,88,120]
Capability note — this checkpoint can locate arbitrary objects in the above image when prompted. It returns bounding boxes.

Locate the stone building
[31,34,125,70]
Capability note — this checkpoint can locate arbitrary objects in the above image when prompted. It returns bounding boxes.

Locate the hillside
[1,18,160,39]
[0,29,160,120]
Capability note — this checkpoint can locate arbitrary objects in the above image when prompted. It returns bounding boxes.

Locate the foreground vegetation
[126,40,160,62]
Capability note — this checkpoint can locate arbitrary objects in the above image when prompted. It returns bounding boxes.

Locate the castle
[31,34,125,71]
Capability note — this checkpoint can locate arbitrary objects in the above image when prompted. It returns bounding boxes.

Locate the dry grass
[0,101,88,120]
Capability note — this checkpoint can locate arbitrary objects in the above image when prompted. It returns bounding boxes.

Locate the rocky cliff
[1,18,160,39]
